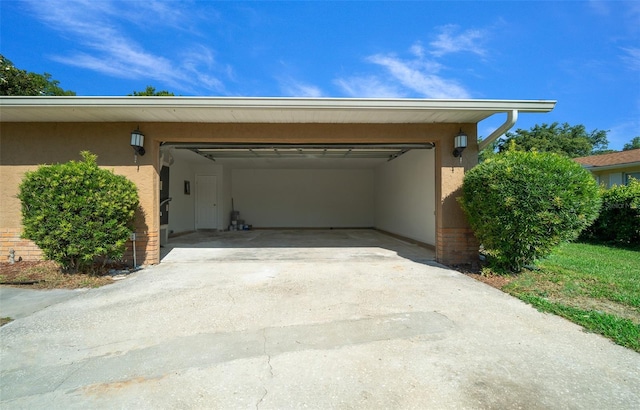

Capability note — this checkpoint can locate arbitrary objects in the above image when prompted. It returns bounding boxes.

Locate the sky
[1,0,639,150]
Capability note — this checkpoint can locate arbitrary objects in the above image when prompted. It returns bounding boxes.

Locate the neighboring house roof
[574,149,640,169]
[0,96,555,124]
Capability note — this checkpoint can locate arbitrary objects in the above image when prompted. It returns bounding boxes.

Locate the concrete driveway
[1,230,639,409]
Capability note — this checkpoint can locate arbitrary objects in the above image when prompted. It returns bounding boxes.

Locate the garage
[160,142,436,251]
[0,96,556,266]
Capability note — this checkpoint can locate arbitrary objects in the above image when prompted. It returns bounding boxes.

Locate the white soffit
[0,97,556,124]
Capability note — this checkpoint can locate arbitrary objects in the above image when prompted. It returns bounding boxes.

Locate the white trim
[0,96,557,110]
[0,96,556,124]
[579,162,640,172]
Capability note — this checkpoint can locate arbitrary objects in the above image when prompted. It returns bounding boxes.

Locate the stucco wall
[374,149,436,246]
[0,123,159,265]
[434,132,479,264]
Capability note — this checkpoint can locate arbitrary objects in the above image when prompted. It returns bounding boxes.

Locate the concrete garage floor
[161,229,436,262]
[1,229,639,409]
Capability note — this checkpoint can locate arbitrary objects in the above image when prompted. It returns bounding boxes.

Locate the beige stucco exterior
[0,121,477,265]
[0,123,159,263]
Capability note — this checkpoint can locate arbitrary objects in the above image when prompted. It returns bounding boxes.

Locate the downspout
[478,109,519,151]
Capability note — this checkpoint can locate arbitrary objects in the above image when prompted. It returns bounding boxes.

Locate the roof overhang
[0,96,556,124]
[579,162,640,172]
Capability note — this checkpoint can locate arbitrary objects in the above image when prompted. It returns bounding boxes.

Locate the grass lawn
[501,242,640,352]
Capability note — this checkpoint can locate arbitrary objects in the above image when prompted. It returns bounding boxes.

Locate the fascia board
[580,162,640,172]
[0,96,556,111]
[0,97,556,123]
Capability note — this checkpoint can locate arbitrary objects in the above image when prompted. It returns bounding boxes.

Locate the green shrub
[581,178,640,246]
[18,152,139,273]
[459,150,601,272]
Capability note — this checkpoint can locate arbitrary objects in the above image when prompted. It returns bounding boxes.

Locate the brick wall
[122,230,160,266]
[0,227,159,266]
[0,228,43,262]
[436,227,479,266]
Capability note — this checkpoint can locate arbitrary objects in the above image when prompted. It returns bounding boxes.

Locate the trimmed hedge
[581,178,640,246]
[459,150,601,272]
[18,152,139,273]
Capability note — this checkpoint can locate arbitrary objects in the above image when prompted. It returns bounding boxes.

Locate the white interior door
[196,175,218,229]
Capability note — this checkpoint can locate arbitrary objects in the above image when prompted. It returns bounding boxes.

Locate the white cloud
[335,24,489,99]
[410,42,425,58]
[335,47,471,99]
[334,76,404,98]
[25,0,227,93]
[587,0,610,16]
[335,50,470,99]
[280,78,324,97]
[429,24,487,57]
[367,53,470,99]
[621,47,640,71]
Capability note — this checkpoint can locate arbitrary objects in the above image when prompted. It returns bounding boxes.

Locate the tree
[0,55,75,96]
[497,122,609,158]
[581,179,640,247]
[623,137,640,151]
[478,137,500,163]
[459,149,601,273]
[18,152,139,273]
[129,86,175,96]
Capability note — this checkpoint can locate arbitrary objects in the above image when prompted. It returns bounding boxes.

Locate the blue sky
[1,0,639,149]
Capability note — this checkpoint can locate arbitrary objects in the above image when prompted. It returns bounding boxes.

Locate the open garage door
[161,142,436,248]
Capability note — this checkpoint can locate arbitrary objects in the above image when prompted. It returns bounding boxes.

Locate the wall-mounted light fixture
[453,129,468,161]
[131,127,145,162]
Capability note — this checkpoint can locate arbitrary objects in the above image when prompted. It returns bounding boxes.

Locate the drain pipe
[131,232,137,269]
[478,109,519,151]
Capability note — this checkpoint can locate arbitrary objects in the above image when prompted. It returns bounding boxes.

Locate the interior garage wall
[374,149,436,245]
[167,156,196,234]
[167,151,225,233]
[231,168,374,228]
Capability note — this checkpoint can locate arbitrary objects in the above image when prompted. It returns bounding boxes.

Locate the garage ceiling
[0,97,556,124]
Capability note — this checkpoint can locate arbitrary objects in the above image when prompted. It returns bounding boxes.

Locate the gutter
[478,109,519,152]
[577,162,640,172]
